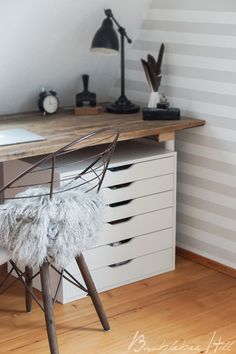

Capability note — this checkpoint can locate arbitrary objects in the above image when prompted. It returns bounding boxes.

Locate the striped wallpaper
[113,0,236,268]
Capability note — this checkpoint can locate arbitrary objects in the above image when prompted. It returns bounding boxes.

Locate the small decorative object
[157,94,170,109]
[141,43,165,108]
[143,93,180,120]
[142,107,180,121]
[75,74,103,116]
[38,89,59,115]
[76,74,97,107]
[74,106,103,116]
[143,91,181,120]
[91,9,140,114]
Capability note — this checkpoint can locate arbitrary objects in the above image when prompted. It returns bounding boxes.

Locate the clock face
[43,95,59,114]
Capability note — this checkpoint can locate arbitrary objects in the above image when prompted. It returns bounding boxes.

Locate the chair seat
[0,247,11,265]
[0,185,104,268]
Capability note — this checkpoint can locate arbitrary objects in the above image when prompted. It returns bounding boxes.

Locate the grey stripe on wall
[163,86,236,108]
[178,192,236,220]
[163,65,236,84]
[141,20,236,37]
[150,0,236,12]
[177,172,236,199]
[177,232,236,265]
[178,111,236,131]
[177,152,236,176]
[176,131,236,153]
[123,0,236,268]
[122,79,236,108]
[126,60,236,84]
[132,41,236,60]
[177,213,236,243]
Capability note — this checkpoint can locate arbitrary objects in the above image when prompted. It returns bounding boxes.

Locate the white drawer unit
[67,228,173,273]
[104,191,173,222]
[99,208,173,247]
[103,174,174,204]
[5,139,176,303]
[62,249,174,302]
[103,157,174,187]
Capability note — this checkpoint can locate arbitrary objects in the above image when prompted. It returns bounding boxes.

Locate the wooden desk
[0,110,205,162]
[0,110,206,299]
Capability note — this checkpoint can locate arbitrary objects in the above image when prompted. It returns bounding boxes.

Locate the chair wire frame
[0,127,119,309]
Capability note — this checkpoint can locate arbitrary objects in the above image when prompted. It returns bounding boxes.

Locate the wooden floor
[1,257,236,354]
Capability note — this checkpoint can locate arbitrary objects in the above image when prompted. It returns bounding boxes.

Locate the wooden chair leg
[40,262,59,354]
[25,266,33,312]
[76,253,110,331]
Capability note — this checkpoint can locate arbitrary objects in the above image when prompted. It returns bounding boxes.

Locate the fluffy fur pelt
[0,185,104,268]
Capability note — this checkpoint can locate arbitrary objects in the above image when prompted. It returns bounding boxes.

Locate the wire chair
[0,127,119,354]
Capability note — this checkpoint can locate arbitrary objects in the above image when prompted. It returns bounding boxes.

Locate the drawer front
[103,157,174,187]
[97,207,173,247]
[103,174,174,204]
[104,191,173,222]
[66,228,173,272]
[64,248,174,301]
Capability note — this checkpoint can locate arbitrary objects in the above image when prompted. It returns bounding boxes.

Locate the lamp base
[106,95,140,114]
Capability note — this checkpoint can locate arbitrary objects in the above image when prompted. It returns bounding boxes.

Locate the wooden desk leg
[156,132,175,152]
[165,139,175,152]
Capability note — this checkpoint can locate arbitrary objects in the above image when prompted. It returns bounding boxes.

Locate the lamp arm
[104,9,132,44]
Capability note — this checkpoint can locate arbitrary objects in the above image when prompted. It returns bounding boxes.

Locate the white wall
[0,0,151,115]
[123,0,236,269]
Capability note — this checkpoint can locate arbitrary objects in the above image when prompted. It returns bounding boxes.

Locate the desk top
[0,110,205,162]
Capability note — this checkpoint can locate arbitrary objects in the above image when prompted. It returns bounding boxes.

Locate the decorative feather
[147,54,157,74]
[146,60,158,91]
[141,59,153,90]
[156,75,162,91]
[156,43,165,76]
[141,43,165,92]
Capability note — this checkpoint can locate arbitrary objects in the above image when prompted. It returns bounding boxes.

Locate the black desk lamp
[91,9,140,114]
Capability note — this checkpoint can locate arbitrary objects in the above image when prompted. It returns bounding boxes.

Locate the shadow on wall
[0,0,151,115]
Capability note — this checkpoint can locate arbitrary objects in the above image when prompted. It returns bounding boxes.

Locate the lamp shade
[91,17,119,54]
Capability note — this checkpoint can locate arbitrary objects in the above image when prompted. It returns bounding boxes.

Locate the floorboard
[0,257,236,354]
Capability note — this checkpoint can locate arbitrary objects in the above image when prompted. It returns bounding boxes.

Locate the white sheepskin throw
[0,185,104,268]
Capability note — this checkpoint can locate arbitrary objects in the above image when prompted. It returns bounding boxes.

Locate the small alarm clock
[38,90,59,115]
